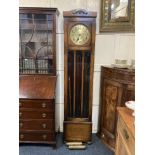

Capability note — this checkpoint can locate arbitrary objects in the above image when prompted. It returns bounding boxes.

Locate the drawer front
[19,132,55,142]
[118,117,135,155]
[19,100,54,110]
[19,119,55,131]
[19,110,54,119]
[64,121,92,142]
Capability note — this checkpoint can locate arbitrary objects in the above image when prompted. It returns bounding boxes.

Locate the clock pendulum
[63,9,97,146]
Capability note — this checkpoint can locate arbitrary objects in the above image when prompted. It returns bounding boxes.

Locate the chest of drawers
[19,75,56,147]
[115,107,135,155]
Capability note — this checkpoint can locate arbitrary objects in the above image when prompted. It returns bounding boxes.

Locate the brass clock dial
[69,24,90,45]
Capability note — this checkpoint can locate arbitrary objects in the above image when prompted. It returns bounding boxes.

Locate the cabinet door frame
[100,78,124,139]
[19,7,59,75]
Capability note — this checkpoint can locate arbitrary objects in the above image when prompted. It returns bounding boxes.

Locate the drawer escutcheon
[42,123,47,128]
[19,102,22,107]
[42,134,47,139]
[42,103,46,108]
[19,112,22,117]
[20,122,23,128]
[20,134,24,139]
[42,113,47,118]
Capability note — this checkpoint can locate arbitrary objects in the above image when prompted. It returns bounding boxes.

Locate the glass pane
[67,51,90,118]
[67,51,74,117]
[19,12,53,74]
[83,51,90,117]
[75,51,82,117]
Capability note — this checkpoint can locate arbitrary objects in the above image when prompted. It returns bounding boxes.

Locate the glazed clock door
[67,50,91,119]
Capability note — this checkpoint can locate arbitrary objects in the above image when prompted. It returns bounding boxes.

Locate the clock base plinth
[63,121,92,142]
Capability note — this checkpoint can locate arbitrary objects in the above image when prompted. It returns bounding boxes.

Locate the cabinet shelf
[19,17,53,22]
[21,42,53,44]
[20,27,53,31]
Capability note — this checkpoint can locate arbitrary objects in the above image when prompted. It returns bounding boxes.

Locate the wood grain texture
[115,107,135,155]
[19,75,56,99]
[63,9,97,142]
[64,121,92,142]
[98,66,135,151]
[117,107,135,137]
[19,7,59,148]
[19,75,56,146]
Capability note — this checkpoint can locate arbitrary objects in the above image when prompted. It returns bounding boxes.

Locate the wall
[19,0,135,133]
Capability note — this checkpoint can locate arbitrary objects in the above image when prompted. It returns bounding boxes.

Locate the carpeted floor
[19,133,114,155]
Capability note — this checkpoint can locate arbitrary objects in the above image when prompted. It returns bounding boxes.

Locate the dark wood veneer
[19,7,58,147]
[98,66,135,151]
[63,9,97,143]
[19,75,56,99]
[19,74,56,147]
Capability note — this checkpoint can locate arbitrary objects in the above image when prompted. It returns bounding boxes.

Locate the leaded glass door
[19,8,57,75]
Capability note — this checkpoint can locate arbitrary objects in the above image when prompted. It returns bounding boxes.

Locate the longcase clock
[63,9,97,143]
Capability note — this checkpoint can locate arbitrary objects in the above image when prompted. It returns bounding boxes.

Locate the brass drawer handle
[42,103,46,108]
[19,112,22,117]
[20,123,23,128]
[19,102,22,107]
[42,123,47,129]
[20,134,24,139]
[42,113,47,118]
[123,129,129,140]
[42,134,47,139]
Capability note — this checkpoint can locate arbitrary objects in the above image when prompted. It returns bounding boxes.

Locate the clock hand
[76,37,79,42]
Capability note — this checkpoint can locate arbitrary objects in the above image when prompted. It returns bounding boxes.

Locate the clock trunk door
[67,50,91,119]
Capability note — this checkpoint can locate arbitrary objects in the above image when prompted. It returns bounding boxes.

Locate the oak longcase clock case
[63,9,97,142]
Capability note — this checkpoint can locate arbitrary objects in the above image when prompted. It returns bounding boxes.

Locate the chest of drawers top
[19,74,56,100]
